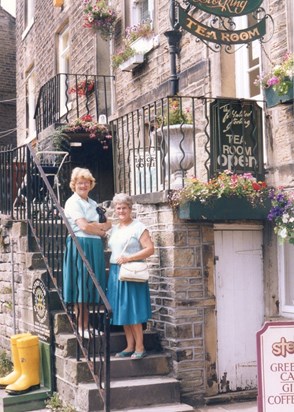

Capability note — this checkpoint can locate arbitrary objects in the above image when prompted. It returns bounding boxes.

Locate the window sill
[22,18,35,40]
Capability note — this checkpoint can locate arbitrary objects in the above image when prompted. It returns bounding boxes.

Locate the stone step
[76,376,181,411]
[54,319,161,358]
[55,352,171,385]
[111,403,195,412]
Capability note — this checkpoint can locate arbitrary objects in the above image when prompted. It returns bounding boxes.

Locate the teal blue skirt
[107,264,151,325]
[63,237,106,303]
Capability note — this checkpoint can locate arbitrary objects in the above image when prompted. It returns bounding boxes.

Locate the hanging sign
[257,321,294,411]
[178,5,266,45]
[210,98,264,178]
[186,0,264,17]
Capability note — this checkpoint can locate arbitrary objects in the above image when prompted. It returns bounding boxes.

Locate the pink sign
[257,321,294,411]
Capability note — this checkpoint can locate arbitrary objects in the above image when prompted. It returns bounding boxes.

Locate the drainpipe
[164,0,182,95]
[10,236,16,334]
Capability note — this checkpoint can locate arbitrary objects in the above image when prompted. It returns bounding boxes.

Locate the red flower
[81,114,93,122]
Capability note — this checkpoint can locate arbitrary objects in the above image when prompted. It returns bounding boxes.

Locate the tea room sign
[209,98,264,178]
[185,0,264,17]
[177,0,268,47]
[257,321,294,411]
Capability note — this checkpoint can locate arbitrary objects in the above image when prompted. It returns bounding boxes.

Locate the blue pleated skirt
[63,236,106,303]
[107,264,152,325]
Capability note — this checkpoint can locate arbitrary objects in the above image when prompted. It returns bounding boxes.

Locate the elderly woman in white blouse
[63,167,111,339]
[107,193,154,359]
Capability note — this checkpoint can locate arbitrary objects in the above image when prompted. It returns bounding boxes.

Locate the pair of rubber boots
[0,333,40,395]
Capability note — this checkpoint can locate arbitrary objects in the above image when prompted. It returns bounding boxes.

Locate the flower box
[119,54,145,72]
[178,197,271,221]
[265,85,293,108]
[131,35,160,55]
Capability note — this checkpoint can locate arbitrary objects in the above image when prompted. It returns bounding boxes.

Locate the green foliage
[45,392,77,412]
[112,43,135,69]
[157,98,193,126]
[0,351,13,377]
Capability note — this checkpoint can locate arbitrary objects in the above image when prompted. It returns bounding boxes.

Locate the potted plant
[156,98,194,188]
[83,0,117,40]
[68,79,95,96]
[268,188,294,244]
[61,114,112,149]
[112,20,154,71]
[255,52,293,108]
[169,170,271,220]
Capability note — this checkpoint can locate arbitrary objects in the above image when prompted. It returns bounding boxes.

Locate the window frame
[22,0,35,39]
[279,243,294,317]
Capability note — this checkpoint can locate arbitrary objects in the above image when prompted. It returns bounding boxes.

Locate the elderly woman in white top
[63,167,111,339]
[107,193,154,359]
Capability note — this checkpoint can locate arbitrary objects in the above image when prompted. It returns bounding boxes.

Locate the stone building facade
[0,0,292,409]
[0,6,16,147]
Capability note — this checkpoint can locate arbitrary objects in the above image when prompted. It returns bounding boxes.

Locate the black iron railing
[110,96,265,195]
[0,144,111,412]
[34,73,114,134]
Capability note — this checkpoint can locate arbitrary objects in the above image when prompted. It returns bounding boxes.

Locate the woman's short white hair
[69,167,96,192]
[112,193,133,209]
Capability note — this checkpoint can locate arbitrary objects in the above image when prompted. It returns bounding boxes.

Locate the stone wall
[0,7,16,147]
[262,0,294,189]
[0,217,46,353]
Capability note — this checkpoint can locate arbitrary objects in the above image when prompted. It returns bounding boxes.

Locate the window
[235,15,262,100]
[131,0,154,26]
[25,66,36,140]
[57,25,70,116]
[24,0,35,33]
[279,243,294,317]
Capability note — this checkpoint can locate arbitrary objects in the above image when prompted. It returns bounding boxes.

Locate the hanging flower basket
[264,83,293,108]
[83,0,117,40]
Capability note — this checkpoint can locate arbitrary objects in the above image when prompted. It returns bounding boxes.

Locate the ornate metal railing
[0,144,111,412]
[34,73,115,134]
[110,95,265,195]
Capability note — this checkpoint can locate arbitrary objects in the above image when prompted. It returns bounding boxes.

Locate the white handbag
[119,261,149,282]
[118,234,150,282]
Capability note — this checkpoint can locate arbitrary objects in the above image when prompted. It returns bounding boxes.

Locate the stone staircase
[54,312,195,412]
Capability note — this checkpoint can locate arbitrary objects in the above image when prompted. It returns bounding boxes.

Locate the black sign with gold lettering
[210,99,264,179]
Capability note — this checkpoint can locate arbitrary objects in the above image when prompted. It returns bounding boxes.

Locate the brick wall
[0,8,16,147]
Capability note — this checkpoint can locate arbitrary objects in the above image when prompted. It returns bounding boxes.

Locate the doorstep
[0,387,50,412]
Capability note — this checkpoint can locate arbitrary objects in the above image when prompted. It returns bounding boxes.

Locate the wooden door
[214,225,264,392]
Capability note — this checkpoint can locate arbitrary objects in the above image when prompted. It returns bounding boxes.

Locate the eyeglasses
[76,181,91,187]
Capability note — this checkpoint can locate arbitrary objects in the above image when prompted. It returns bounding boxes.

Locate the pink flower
[267,76,280,86]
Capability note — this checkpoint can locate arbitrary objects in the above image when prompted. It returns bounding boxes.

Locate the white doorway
[214,224,264,392]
